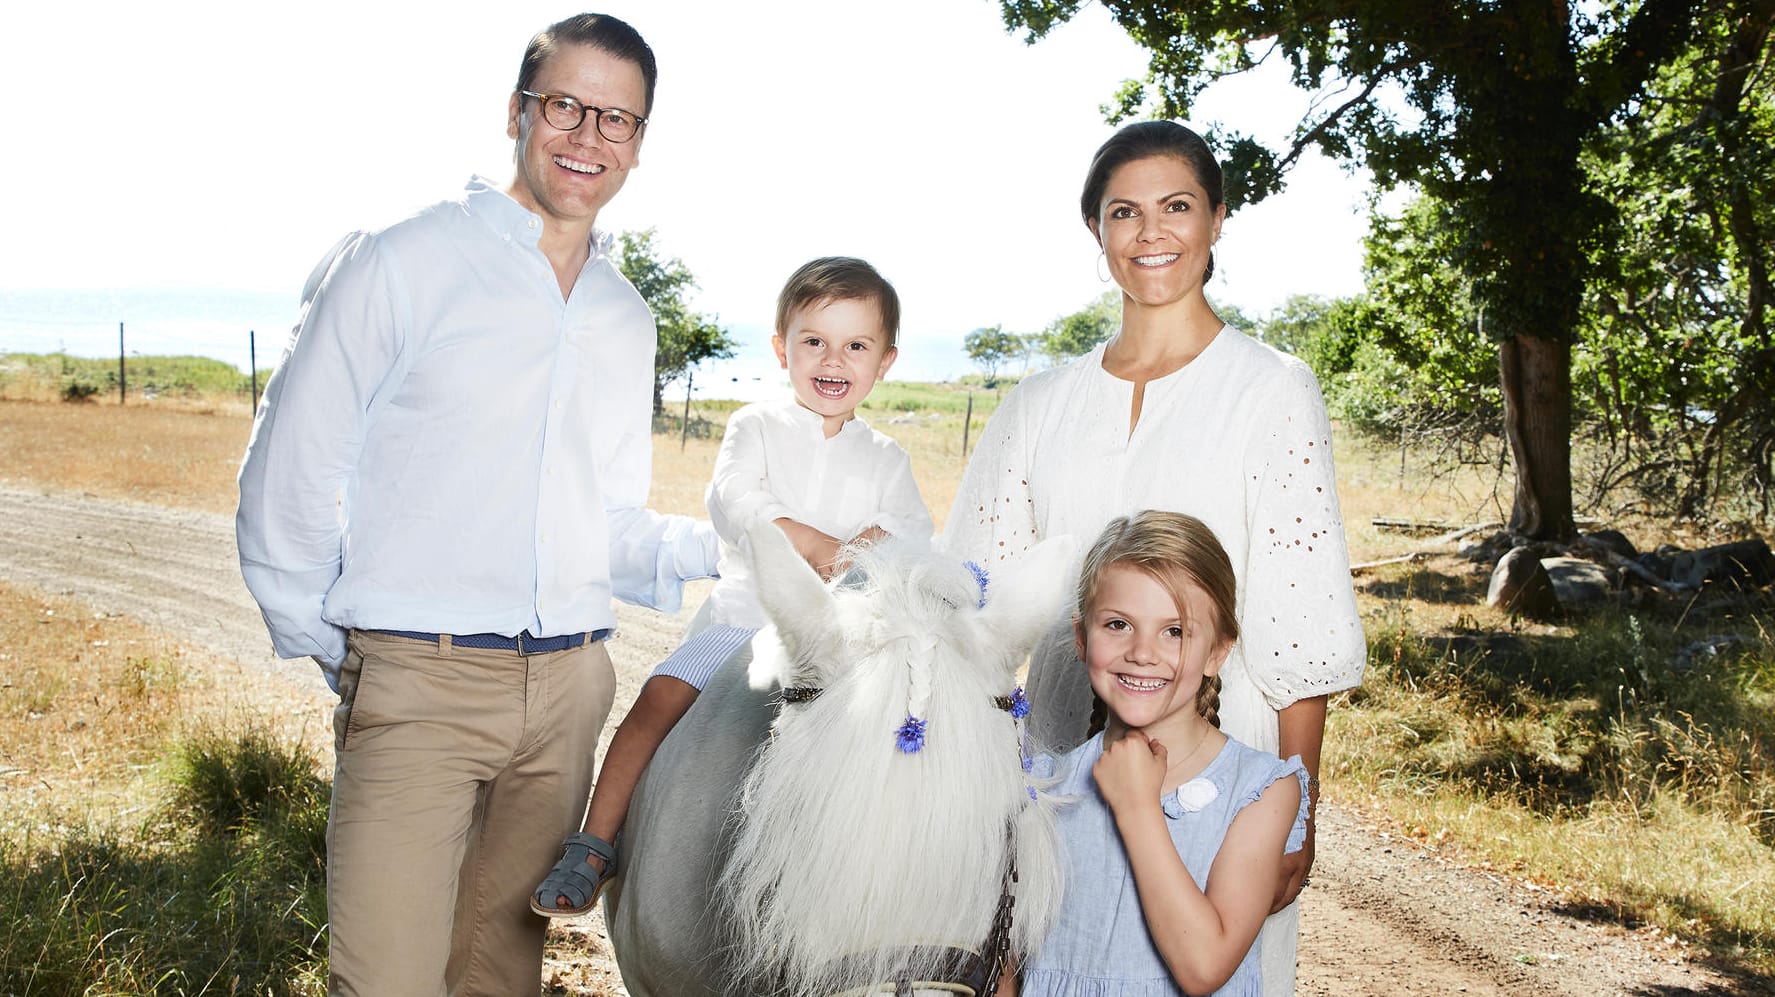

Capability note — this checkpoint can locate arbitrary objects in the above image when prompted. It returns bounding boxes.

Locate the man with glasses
[237,13,716,995]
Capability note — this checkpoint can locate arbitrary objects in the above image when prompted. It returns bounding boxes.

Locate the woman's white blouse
[942,328,1365,753]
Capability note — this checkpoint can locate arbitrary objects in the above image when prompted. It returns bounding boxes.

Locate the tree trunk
[1499,333,1576,540]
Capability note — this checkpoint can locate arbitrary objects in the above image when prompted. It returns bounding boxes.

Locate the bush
[0,724,331,994]
[172,727,330,840]
[61,375,103,403]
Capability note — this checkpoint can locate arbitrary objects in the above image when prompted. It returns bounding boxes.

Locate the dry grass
[0,398,252,516]
[0,581,330,833]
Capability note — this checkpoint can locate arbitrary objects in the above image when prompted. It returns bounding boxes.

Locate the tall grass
[1334,586,1775,972]
[0,727,330,995]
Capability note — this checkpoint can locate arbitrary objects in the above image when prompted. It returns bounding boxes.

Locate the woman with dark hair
[946,121,1365,994]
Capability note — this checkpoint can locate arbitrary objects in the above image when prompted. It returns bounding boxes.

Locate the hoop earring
[1202,249,1215,283]
[1097,250,1112,283]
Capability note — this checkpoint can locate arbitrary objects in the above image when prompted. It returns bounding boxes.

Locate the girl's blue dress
[1023,733,1309,996]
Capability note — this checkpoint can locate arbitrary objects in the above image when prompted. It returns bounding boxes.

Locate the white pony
[606,524,1073,997]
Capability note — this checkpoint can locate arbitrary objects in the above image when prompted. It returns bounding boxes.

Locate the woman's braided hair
[1077,510,1238,737]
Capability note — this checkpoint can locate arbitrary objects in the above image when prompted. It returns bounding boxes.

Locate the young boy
[532,256,934,915]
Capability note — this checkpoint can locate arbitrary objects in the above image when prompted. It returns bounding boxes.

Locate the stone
[1542,557,1614,609]
[1486,546,1558,617]
[1670,538,1775,591]
[1578,529,1638,560]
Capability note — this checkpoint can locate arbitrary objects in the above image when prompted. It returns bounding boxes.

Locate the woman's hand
[1271,802,1315,913]
[1273,695,1327,912]
[1094,728,1167,815]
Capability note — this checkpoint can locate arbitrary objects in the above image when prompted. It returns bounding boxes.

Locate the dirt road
[0,485,1750,995]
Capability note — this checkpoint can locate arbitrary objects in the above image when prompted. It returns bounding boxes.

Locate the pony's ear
[747,523,841,686]
[976,536,1078,671]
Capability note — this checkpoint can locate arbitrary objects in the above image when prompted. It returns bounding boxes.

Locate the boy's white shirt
[703,399,934,630]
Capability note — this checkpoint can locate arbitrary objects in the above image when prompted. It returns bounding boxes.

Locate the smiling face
[1088,154,1225,311]
[1076,562,1230,737]
[506,43,646,238]
[772,296,898,438]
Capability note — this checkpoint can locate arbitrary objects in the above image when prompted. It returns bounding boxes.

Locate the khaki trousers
[327,629,616,996]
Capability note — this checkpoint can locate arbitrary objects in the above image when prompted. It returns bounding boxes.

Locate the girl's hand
[1094,729,1167,815]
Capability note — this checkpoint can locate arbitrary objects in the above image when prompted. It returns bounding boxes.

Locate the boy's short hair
[775,257,901,348]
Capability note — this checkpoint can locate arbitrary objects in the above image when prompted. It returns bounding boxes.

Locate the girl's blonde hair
[1077,510,1239,736]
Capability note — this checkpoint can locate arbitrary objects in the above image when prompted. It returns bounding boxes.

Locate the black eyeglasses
[519,91,647,143]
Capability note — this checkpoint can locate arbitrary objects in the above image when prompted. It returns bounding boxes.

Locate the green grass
[1333,587,1775,974]
[862,377,1012,416]
[0,726,330,995]
[0,352,270,402]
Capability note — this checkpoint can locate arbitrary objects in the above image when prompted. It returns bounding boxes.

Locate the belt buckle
[516,631,537,656]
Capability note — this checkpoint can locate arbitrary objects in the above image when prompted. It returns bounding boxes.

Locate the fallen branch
[1350,521,1500,575]
[1350,551,1432,573]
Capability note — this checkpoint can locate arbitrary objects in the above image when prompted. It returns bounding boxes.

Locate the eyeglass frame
[518,90,648,143]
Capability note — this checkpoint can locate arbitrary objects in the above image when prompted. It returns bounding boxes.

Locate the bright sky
[0,0,1373,375]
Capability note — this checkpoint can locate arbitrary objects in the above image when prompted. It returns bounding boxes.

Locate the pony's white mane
[719,527,1073,996]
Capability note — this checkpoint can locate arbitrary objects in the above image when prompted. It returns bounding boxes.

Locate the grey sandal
[529,832,619,917]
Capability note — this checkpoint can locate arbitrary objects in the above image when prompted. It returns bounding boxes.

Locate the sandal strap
[535,832,619,908]
[561,831,619,874]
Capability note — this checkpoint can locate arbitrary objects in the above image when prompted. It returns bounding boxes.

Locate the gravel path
[0,485,1753,996]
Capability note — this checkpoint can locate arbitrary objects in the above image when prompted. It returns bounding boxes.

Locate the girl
[1019,510,1309,996]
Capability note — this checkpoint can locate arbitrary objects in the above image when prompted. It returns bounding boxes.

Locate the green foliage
[1334,5,1775,523]
[171,728,330,841]
[1254,294,1362,374]
[0,725,329,994]
[964,324,1023,384]
[61,374,102,403]
[1568,3,1775,522]
[1040,290,1121,362]
[614,229,739,415]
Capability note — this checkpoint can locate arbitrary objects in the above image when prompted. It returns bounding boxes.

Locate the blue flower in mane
[894,715,928,754]
[1009,685,1030,719]
[964,561,989,609]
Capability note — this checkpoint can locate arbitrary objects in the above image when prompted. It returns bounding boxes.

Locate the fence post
[118,322,126,404]
[962,391,975,457]
[681,371,693,452]
[250,330,260,414]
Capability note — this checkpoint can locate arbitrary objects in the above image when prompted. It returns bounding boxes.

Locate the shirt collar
[463,175,611,257]
[782,399,867,438]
